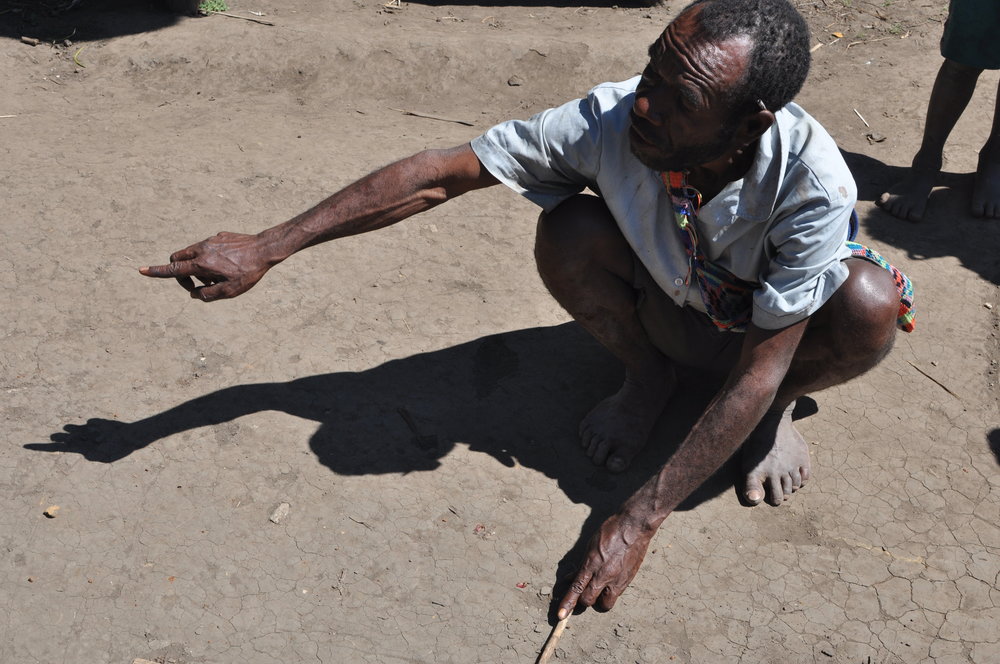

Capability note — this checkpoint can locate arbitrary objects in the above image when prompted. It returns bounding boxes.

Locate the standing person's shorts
[941,0,1000,70]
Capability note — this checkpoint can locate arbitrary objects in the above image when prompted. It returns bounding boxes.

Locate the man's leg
[741,258,900,505]
[878,58,982,222]
[971,77,1000,218]
[535,194,675,472]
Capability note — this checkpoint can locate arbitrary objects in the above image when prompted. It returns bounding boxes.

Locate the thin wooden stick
[389,107,474,126]
[907,361,962,401]
[536,616,569,664]
[210,11,275,26]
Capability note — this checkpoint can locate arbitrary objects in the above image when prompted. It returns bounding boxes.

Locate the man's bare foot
[877,167,937,222]
[579,366,676,473]
[740,405,811,506]
[972,151,1000,218]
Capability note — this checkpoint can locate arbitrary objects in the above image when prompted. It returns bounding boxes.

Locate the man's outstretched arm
[140,143,498,301]
[557,316,809,618]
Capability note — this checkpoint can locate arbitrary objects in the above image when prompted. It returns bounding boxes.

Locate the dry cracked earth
[1,0,999,662]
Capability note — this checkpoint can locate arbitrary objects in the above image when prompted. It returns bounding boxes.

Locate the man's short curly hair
[682,0,811,114]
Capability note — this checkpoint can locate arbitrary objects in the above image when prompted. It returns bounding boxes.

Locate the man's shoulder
[774,102,853,193]
[582,77,639,112]
[774,102,838,152]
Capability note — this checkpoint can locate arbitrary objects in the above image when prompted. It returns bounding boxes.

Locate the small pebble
[269,502,290,524]
[43,506,60,518]
[539,585,552,597]
[507,75,524,86]
[984,302,993,309]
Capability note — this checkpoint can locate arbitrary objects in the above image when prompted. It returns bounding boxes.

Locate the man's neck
[687,139,759,203]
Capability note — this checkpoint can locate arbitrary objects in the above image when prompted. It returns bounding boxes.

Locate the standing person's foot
[972,150,1000,218]
[579,364,676,473]
[740,404,811,506]
[877,167,938,222]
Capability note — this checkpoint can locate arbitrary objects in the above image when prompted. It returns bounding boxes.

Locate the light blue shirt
[471,77,856,330]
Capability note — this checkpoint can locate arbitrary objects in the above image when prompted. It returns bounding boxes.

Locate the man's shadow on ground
[988,429,1000,467]
[843,150,1000,286]
[29,322,813,618]
[0,0,194,43]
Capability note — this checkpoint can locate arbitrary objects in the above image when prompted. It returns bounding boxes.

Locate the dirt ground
[1,0,999,662]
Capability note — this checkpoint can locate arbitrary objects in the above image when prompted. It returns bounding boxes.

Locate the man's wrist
[255,226,300,266]
[619,501,666,534]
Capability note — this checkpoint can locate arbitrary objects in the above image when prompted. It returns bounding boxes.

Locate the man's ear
[737,109,775,144]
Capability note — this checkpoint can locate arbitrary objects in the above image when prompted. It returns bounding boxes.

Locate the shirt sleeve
[751,196,853,330]
[470,92,606,212]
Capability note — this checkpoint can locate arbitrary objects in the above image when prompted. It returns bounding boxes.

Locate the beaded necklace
[660,170,703,287]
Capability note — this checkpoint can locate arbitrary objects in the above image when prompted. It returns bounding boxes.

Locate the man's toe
[743,476,765,505]
[590,439,611,465]
[781,474,793,496]
[765,475,784,506]
[606,454,629,473]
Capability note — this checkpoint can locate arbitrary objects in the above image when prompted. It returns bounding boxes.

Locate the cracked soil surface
[1,0,999,662]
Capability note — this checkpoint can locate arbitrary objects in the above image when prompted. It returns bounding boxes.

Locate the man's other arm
[557,317,809,617]
[140,144,499,301]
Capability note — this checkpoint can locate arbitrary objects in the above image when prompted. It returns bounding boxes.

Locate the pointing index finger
[557,569,592,620]
[139,260,195,279]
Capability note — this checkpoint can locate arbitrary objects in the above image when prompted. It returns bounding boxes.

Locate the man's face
[629,6,753,172]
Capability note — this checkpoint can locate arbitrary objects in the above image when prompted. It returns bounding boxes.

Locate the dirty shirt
[470,77,856,330]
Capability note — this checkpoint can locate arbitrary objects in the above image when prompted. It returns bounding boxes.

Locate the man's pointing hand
[140,231,273,302]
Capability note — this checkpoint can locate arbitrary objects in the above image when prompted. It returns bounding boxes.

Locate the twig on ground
[209,11,275,25]
[853,108,870,128]
[536,616,569,664]
[347,516,374,530]
[389,108,474,126]
[907,361,962,401]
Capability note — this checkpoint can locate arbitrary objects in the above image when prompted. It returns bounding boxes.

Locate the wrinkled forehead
[647,9,752,81]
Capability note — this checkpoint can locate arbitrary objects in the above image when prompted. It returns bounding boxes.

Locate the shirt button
[673,277,684,286]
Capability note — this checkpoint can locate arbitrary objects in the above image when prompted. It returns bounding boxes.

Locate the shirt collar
[731,104,791,222]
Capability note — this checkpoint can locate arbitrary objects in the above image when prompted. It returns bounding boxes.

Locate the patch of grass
[198,0,228,12]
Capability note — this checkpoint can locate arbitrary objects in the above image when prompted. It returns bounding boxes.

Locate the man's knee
[535,194,632,282]
[819,259,899,361]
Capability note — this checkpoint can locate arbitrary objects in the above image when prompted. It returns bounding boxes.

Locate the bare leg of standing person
[878,59,983,222]
[972,78,1000,218]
